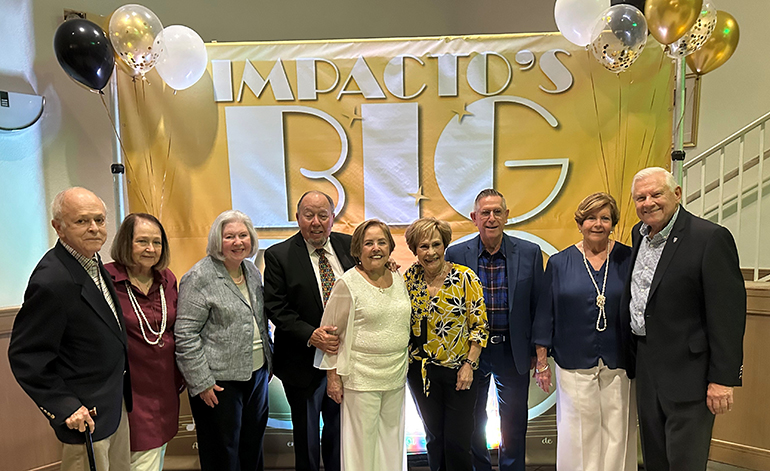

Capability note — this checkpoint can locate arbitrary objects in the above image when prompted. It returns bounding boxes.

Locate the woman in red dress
[105,213,184,471]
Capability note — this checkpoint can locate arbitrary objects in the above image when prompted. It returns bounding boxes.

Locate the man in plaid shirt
[445,189,544,471]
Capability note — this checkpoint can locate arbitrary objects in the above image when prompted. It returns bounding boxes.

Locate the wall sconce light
[0,90,45,131]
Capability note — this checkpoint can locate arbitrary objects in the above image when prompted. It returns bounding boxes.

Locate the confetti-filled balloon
[109,4,164,76]
[668,0,717,58]
[686,10,740,75]
[590,5,648,73]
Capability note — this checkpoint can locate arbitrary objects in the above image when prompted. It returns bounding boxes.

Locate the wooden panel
[1,306,63,471]
[710,283,770,470]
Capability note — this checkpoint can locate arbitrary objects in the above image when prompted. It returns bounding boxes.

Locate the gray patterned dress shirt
[630,207,680,336]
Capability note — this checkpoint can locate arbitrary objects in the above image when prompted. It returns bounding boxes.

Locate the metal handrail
[685,111,770,169]
[683,112,770,282]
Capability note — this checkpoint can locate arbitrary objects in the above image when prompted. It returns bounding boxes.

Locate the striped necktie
[316,248,335,305]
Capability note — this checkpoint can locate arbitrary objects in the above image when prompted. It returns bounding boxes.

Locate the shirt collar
[639,206,680,243]
[61,240,100,269]
[305,237,334,256]
[477,235,506,258]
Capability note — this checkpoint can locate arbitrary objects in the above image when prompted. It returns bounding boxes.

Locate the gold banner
[117,33,673,275]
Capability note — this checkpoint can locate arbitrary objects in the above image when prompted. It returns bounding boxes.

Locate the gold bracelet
[536,363,550,374]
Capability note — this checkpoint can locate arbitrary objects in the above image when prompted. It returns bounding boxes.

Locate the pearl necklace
[580,243,610,332]
[125,281,167,347]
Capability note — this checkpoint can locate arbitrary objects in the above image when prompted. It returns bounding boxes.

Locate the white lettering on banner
[337,57,387,100]
[538,50,573,94]
[227,106,348,228]
[504,159,570,224]
[296,58,340,101]
[238,59,294,102]
[361,103,420,223]
[428,53,470,97]
[211,50,574,102]
[383,55,427,100]
[514,50,535,70]
[466,52,513,97]
[434,96,560,222]
[212,60,233,102]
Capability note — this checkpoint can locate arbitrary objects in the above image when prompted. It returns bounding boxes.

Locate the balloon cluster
[53,4,209,92]
[554,0,739,75]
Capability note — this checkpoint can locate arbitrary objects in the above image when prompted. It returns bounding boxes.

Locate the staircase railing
[682,111,770,282]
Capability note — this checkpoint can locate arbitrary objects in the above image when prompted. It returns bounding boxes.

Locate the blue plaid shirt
[477,237,509,333]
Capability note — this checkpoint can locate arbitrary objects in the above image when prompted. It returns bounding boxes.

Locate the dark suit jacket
[622,207,746,401]
[445,233,544,375]
[264,232,355,388]
[8,241,132,444]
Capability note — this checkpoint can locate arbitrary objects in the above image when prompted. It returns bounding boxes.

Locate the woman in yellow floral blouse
[404,217,489,471]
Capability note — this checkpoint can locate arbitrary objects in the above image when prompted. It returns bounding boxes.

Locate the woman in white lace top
[315,219,411,471]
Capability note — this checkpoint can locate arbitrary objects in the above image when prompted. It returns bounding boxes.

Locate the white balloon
[554,0,611,47]
[155,25,208,91]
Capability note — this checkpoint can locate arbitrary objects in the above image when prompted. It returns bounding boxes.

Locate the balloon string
[159,132,174,221]
[99,91,150,212]
[616,73,622,197]
[588,50,611,193]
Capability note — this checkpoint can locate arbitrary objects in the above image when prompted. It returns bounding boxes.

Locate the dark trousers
[408,362,478,471]
[189,366,270,471]
[283,376,341,471]
[471,341,529,471]
[636,336,715,471]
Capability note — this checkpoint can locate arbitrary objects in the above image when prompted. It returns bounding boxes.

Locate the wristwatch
[463,358,479,370]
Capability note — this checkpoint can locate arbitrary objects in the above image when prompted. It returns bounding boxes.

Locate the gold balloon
[686,11,740,75]
[645,0,703,45]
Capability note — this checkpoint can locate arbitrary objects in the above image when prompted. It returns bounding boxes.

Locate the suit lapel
[55,243,125,342]
[330,232,355,270]
[504,235,519,309]
[212,259,250,308]
[648,208,688,301]
[464,236,480,272]
[292,233,325,313]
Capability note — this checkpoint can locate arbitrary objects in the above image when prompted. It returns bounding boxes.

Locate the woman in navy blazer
[175,210,273,471]
[532,193,637,471]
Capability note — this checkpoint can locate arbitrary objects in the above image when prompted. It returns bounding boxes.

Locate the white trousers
[130,443,167,471]
[555,360,638,471]
[62,401,130,471]
[340,386,407,471]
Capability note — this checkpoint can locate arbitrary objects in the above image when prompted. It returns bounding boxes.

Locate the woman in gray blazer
[175,210,273,471]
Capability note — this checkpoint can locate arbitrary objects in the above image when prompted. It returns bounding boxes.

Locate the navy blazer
[621,207,746,401]
[9,242,132,444]
[264,232,356,388]
[445,233,544,375]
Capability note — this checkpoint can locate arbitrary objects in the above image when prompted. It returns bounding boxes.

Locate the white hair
[51,187,107,228]
[206,210,259,261]
[631,167,678,195]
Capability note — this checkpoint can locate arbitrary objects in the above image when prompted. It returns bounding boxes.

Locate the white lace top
[315,267,411,392]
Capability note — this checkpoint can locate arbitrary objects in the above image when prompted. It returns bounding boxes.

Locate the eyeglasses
[478,209,504,219]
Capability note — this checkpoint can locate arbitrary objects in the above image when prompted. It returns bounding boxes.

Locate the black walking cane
[84,407,98,471]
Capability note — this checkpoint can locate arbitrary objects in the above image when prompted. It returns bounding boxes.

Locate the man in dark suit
[9,187,132,471]
[264,191,354,471]
[624,167,746,471]
[445,188,544,471]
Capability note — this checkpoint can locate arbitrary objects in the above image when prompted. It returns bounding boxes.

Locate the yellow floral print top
[404,262,489,394]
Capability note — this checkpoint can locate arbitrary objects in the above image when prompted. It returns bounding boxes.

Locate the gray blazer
[175,256,273,396]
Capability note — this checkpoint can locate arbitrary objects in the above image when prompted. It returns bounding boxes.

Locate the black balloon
[611,0,646,12]
[53,19,115,91]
